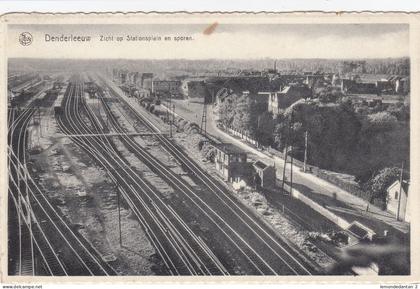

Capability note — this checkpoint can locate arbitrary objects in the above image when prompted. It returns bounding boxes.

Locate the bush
[198,140,205,151]
[201,142,212,157]
[187,122,200,134]
[366,111,398,131]
[205,147,217,162]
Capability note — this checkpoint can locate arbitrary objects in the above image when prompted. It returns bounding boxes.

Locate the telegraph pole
[27,193,35,275]
[166,96,170,124]
[290,146,294,195]
[117,185,123,247]
[18,185,22,275]
[281,145,288,195]
[37,105,42,138]
[172,103,176,133]
[303,131,308,173]
[201,102,207,136]
[281,111,294,195]
[289,110,294,195]
[169,94,173,137]
[396,161,404,221]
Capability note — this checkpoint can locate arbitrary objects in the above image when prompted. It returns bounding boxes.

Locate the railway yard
[8,71,340,276]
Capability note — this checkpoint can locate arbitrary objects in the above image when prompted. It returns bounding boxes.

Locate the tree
[364,167,404,209]
[218,94,236,127]
[232,95,253,135]
[365,112,398,132]
[273,112,289,151]
[255,112,274,146]
[387,103,410,122]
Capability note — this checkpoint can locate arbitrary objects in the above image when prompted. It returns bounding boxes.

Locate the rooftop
[388,179,410,195]
[279,84,311,95]
[347,221,376,240]
[253,160,268,170]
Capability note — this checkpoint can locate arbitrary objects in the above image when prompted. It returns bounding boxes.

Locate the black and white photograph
[3,16,415,280]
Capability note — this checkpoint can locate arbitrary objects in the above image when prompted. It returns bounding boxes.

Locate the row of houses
[340,76,410,96]
[112,69,154,90]
[212,75,409,118]
[113,67,409,117]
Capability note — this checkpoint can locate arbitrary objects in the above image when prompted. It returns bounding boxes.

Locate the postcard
[0,12,418,283]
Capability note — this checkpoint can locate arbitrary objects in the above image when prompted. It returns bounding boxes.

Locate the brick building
[252,160,276,189]
[214,143,252,183]
[153,80,182,97]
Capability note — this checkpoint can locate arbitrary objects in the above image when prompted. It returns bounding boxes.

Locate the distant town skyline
[8,23,409,59]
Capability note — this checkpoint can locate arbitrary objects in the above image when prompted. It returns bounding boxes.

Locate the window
[394,190,398,200]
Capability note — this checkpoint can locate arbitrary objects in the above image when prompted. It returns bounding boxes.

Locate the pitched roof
[253,160,268,170]
[279,85,312,96]
[387,180,410,195]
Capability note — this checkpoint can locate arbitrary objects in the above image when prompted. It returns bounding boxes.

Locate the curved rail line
[99,75,316,275]
[8,85,116,276]
[96,84,283,274]
[57,77,227,275]
[8,104,67,276]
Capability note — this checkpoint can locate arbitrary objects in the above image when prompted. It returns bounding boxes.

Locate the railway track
[57,77,227,275]
[98,75,317,275]
[8,86,116,276]
[96,85,288,274]
[8,105,61,276]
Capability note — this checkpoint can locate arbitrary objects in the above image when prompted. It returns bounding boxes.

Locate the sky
[7,24,409,59]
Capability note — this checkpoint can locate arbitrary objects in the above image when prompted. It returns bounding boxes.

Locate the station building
[214,143,252,183]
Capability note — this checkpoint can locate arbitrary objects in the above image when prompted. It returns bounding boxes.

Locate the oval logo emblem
[19,32,33,46]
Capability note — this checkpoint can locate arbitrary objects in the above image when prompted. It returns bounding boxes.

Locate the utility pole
[396,161,404,221]
[201,102,207,136]
[303,130,308,173]
[289,110,294,195]
[290,146,294,195]
[27,128,31,151]
[168,94,173,137]
[26,193,35,275]
[257,115,261,148]
[37,107,41,147]
[37,106,42,138]
[281,145,288,195]
[18,188,22,275]
[166,96,170,124]
[172,103,176,133]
